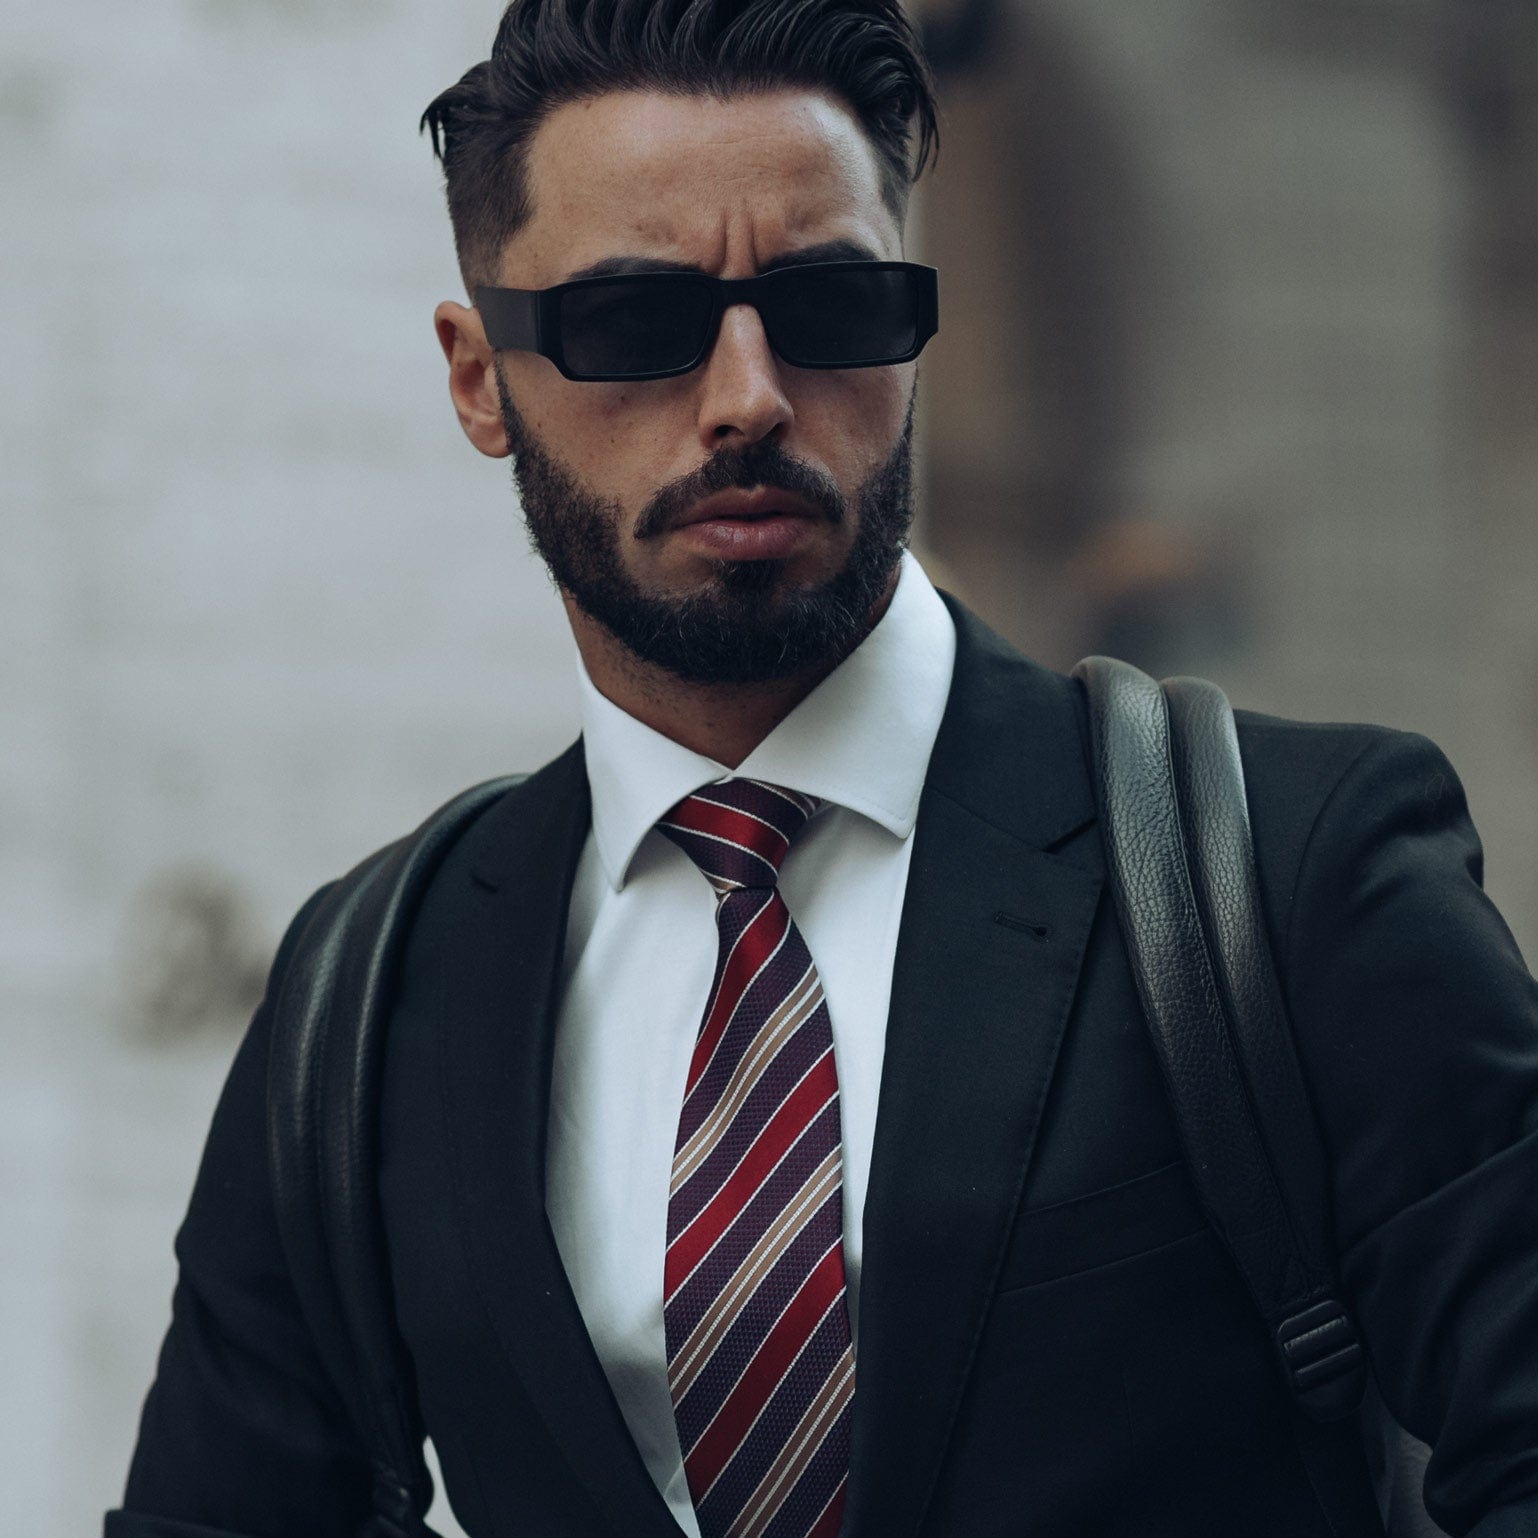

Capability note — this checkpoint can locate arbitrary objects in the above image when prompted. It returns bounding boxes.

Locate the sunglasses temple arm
[472,287,542,354]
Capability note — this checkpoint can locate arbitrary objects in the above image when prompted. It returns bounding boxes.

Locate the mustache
[633,440,847,539]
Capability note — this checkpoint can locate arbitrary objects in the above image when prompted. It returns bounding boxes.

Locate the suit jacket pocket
[995,1158,1207,1293]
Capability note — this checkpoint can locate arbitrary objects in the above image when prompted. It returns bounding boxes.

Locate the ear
[434,300,511,458]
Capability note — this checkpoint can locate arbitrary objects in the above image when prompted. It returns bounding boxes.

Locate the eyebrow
[561,238,881,284]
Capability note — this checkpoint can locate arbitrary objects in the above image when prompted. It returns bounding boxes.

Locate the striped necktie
[656,777,856,1538]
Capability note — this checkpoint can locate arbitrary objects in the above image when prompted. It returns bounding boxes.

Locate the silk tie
[657,777,856,1538]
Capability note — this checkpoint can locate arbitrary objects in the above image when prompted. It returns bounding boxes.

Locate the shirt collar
[576,549,958,892]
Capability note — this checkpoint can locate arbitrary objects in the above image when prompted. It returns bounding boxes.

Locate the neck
[565,571,898,768]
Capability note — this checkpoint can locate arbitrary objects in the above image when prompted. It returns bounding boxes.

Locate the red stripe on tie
[685,897,787,1101]
[682,1240,846,1494]
[807,1478,848,1538]
[666,1050,839,1295]
[665,798,789,868]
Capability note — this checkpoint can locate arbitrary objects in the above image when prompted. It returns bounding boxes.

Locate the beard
[495,367,916,685]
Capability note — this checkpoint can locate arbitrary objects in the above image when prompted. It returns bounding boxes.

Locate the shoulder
[1232,705,1445,816]
[269,745,583,974]
[1231,708,1469,953]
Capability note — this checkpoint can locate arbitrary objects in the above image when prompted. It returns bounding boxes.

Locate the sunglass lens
[767,267,919,366]
[558,278,713,378]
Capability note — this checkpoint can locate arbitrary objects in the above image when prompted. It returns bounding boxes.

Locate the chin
[712,555,801,593]
[700,540,848,588]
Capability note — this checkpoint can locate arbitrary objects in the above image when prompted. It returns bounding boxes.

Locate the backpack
[267,775,520,1537]
[1071,658,1438,1538]
[264,661,1438,1536]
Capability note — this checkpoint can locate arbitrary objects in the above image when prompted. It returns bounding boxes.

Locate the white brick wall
[3,1,565,1529]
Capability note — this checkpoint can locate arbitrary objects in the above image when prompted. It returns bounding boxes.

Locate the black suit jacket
[109,597,1538,1538]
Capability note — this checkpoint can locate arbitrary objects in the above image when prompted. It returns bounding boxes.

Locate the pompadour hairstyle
[421,0,940,288]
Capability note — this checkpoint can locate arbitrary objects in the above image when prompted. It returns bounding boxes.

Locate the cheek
[792,367,911,475]
[546,389,696,516]
[801,364,908,423]
[519,371,661,477]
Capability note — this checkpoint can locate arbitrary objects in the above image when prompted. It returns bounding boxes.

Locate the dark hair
[421,0,940,287]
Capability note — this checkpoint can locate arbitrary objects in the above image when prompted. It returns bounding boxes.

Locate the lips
[673,487,822,529]
[667,486,825,560]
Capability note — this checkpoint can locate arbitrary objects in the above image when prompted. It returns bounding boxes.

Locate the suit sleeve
[105,884,373,1538]
[1280,728,1538,1537]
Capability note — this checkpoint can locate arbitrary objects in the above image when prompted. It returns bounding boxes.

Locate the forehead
[508,87,899,283]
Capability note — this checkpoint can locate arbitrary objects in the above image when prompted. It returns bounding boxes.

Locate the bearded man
[109,2,1538,1535]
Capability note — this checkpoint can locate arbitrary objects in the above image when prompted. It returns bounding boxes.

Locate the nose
[695,301,794,450]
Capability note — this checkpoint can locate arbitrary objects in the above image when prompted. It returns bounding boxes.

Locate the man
[108,1,1538,1535]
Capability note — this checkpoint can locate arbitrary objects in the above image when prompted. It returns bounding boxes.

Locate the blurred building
[3,1,1534,1532]
[911,0,1538,952]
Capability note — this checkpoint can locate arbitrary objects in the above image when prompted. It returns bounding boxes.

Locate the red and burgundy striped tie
[657,777,855,1538]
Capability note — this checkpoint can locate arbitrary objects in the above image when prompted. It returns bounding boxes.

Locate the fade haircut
[421,0,940,288]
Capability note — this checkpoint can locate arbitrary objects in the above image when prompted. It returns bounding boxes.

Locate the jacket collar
[926,590,1096,852]
[465,593,1095,892]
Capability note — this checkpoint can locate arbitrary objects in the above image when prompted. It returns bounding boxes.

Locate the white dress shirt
[544,551,957,1535]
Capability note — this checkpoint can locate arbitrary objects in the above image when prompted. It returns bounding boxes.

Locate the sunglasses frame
[473,260,939,381]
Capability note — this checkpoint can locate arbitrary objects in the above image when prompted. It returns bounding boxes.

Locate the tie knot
[657,778,818,893]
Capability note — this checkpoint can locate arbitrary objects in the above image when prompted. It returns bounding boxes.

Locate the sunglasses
[473,260,939,382]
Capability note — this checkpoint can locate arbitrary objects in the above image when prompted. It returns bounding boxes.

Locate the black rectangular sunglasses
[473,259,938,382]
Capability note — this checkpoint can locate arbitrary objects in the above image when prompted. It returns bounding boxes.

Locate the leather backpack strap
[1071,655,1367,1420]
[267,774,523,1537]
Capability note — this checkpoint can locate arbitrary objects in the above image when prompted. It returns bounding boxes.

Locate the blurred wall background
[3,0,1534,1530]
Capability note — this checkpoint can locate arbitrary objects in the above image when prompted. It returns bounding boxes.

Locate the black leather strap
[1071,656,1367,1421]
[1162,673,1370,1414]
[1074,655,1387,1537]
[267,774,522,1537]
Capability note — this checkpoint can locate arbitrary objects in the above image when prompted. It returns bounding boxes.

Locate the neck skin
[563,567,900,769]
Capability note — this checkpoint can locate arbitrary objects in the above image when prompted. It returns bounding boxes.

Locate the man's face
[482,87,918,684]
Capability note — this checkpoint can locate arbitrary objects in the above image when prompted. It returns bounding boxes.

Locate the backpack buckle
[1276,1298,1366,1422]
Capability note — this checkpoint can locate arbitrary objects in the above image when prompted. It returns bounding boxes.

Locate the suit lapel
[843,597,1104,1538]
[432,742,686,1538]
